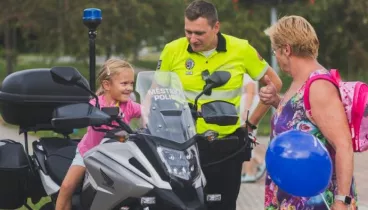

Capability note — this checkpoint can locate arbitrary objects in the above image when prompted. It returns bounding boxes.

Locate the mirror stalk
[76,81,100,109]
[194,84,214,111]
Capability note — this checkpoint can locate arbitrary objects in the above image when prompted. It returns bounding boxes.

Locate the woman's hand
[259,75,280,108]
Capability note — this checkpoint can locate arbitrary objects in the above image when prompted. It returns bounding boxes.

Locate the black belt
[197,127,255,167]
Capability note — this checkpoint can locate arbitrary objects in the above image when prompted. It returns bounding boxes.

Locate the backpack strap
[303,72,339,118]
[330,68,343,82]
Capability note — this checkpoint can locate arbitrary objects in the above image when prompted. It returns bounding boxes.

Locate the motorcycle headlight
[157,145,200,181]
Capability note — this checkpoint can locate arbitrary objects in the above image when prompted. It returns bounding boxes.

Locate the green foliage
[1,0,368,136]
[277,0,368,81]
[2,0,368,81]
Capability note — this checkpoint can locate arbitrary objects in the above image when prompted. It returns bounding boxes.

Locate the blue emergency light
[83,8,102,31]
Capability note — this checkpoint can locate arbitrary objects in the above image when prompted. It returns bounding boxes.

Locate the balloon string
[320,193,331,210]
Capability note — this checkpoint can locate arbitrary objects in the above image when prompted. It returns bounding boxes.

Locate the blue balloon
[266,130,332,197]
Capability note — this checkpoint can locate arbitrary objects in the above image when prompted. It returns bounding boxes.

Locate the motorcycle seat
[46,146,77,186]
[39,137,79,155]
[39,138,81,189]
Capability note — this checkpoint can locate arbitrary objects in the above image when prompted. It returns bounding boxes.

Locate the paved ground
[0,122,366,210]
[0,122,37,153]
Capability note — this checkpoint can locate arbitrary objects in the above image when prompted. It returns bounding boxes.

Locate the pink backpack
[304,69,368,152]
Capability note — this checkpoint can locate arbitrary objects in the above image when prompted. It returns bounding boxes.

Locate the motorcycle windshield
[136,71,196,143]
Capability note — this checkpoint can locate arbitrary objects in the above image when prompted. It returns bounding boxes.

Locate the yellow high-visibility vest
[157,33,269,137]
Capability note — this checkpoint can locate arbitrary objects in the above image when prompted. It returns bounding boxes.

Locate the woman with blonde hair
[260,15,357,209]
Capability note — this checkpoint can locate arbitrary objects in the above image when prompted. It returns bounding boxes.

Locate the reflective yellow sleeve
[243,43,269,81]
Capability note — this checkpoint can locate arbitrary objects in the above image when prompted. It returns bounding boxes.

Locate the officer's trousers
[198,128,252,210]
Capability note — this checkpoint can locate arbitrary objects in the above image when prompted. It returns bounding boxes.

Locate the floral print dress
[265,70,358,210]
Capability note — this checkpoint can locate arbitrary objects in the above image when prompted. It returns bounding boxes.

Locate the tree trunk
[105,45,112,60]
[58,0,65,55]
[132,45,140,63]
[4,20,15,75]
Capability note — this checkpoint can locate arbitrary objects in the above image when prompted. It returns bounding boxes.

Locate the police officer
[156,1,282,209]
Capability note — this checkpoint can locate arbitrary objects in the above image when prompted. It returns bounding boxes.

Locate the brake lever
[91,122,119,132]
[92,126,110,133]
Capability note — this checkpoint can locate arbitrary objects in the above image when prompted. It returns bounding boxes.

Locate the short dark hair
[185,0,218,27]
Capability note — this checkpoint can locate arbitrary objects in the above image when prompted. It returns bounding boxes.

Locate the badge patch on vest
[185,58,195,75]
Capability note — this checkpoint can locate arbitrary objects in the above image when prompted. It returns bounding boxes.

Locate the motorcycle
[0,65,244,210]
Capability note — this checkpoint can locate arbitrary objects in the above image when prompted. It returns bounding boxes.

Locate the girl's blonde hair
[96,58,134,96]
[265,15,319,59]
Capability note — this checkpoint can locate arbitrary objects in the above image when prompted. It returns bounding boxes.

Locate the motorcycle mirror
[193,71,231,111]
[50,66,83,86]
[205,71,231,90]
[50,66,101,109]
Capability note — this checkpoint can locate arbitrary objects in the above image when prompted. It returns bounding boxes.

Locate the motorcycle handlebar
[115,118,134,134]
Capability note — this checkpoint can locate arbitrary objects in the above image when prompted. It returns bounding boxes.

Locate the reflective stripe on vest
[184,88,242,101]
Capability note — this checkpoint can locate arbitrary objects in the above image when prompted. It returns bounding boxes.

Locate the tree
[0,0,42,75]
[278,0,368,80]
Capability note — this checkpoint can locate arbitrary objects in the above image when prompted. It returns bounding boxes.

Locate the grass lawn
[19,198,51,210]
[0,197,51,210]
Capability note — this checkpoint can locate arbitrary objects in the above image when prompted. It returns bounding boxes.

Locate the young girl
[56,58,141,210]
